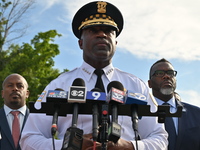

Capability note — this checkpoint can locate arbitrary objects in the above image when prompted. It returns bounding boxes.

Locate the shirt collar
[80,61,114,82]
[103,63,114,81]
[80,61,95,82]
[155,96,176,108]
[4,104,27,116]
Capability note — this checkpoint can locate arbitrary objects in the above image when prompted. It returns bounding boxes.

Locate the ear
[26,90,30,99]
[78,39,83,49]
[148,80,152,88]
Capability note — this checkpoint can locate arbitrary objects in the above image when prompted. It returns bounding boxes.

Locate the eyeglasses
[151,70,177,77]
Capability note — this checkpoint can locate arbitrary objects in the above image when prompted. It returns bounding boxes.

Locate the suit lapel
[0,109,16,149]
[17,108,29,150]
[21,108,29,130]
[175,101,187,149]
[0,108,29,150]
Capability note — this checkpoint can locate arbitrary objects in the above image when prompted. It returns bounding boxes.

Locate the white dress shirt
[155,97,178,134]
[20,61,168,150]
[4,105,27,132]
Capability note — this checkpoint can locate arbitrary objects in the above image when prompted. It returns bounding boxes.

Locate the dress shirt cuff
[131,140,145,150]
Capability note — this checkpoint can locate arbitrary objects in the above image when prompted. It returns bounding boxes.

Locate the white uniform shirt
[20,62,168,150]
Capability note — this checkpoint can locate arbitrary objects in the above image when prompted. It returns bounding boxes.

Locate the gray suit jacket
[0,107,29,150]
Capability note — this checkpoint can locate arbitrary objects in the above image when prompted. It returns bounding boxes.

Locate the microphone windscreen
[107,81,124,93]
[55,88,64,91]
[72,78,85,86]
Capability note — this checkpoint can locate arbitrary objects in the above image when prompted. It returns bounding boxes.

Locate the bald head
[2,73,28,89]
[1,73,29,109]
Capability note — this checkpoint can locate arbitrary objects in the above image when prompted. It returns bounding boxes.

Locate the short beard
[160,87,174,95]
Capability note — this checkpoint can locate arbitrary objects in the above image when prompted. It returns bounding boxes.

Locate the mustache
[96,39,109,44]
[162,79,173,84]
[10,92,21,97]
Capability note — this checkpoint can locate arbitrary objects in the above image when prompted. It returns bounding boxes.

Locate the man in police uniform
[20,1,168,150]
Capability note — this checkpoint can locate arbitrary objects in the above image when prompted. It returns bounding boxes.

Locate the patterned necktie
[11,111,20,148]
[163,103,177,150]
[94,69,105,92]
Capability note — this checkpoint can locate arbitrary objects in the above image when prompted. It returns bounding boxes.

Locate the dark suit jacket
[175,100,200,150]
[0,107,29,150]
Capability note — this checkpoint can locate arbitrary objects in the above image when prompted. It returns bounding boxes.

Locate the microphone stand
[131,104,140,150]
[51,105,59,136]
[29,98,183,150]
[100,104,109,150]
[108,104,121,143]
[92,104,99,142]
[72,103,79,127]
[111,105,118,123]
[51,104,59,150]
[61,103,83,150]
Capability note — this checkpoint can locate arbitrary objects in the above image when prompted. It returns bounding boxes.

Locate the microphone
[68,78,86,126]
[124,90,147,119]
[107,81,125,104]
[124,90,147,141]
[46,88,67,136]
[61,78,86,150]
[107,81,125,143]
[85,88,107,144]
[125,91,147,105]
[46,89,68,103]
[90,88,103,142]
[86,89,106,103]
[68,78,86,103]
[107,81,125,122]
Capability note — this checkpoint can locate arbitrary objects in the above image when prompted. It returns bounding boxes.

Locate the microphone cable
[49,88,64,150]
[52,135,56,150]
[131,104,140,150]
[134,131,139,150]
[93,141,97,150]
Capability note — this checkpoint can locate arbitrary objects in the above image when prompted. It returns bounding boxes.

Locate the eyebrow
[5,82,24,86]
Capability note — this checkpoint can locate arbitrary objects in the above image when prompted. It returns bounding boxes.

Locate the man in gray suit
[148,58,200,150]
[0,73,30,150]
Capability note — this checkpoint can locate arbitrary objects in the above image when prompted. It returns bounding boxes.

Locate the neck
[84,58,111,69]
[87,61,110,69]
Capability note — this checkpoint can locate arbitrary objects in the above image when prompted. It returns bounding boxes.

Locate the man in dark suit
[148,58,200,150]
[0,73,30,150]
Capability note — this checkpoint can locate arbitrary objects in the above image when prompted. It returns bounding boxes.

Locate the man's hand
[82,134,134,150]
[81,133,101,150]
[107,138,134,150]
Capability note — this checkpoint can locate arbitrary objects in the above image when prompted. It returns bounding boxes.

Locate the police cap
[72,1,124,39]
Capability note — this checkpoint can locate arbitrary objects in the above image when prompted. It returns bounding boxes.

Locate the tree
[0,30,68,107]
[0,0,35,51]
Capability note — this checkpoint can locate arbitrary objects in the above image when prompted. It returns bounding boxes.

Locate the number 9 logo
[92,92,101,100]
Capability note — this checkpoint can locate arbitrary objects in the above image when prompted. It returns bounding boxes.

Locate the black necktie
[94,69,105,92]
[163,102,177,150]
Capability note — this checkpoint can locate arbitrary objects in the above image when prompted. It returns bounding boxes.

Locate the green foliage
[0,0,35,51]
[0,0,12,48]
[0,1,66,108]
[0,30,68,107]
